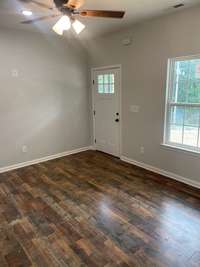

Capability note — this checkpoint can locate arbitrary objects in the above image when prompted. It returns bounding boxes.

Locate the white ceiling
[0,0,199,39]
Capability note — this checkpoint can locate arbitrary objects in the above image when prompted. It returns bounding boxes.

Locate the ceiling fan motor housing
[54,0,69,9]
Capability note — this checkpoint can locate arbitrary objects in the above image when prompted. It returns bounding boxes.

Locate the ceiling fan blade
[18,0,54,10]
[21,14,60,24]
[80,10,125,19]
[64,0,85,9]
[32,0,54,10]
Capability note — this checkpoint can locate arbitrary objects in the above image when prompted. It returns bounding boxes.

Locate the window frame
[163,55,200,153]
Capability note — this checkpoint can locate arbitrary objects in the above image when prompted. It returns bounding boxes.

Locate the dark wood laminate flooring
[0,150,200,267]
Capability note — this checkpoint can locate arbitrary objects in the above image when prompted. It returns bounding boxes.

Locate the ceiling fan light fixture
[72,19,85,34]
[52,16,71,35]
[22,10,33,16]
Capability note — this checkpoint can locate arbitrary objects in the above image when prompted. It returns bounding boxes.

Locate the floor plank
[0,150,200,267]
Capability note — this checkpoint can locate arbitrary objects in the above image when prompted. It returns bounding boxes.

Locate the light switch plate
[22,145,28,153]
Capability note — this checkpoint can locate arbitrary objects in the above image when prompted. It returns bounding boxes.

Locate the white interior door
[93,67,121,157]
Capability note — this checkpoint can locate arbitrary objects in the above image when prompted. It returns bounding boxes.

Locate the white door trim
[91,65,122,157]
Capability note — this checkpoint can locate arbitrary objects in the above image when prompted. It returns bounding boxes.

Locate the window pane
[98,75,104,84]
[171,61,189,103]
[169,125,183,144]
[187,60,200,103]
[107,84,111,93]
[198,135,200,148]
[97,74,115,94]
[183,127,198,147]
[98,84,104,93]
[178,61,189,79]
[172,59,200,104]
[173,80,187,103]
[195,62,200,80]
[170,106,184,125]
[188,79,200,103]
[104,84,109,93]
[109,74,114,83]
[104,74,109,84]
[184,108,200,127]
[110,84,114,93]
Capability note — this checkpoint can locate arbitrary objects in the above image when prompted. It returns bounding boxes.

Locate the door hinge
[95,139,96,144]
[93,80,95,85]
[93,110,96,116]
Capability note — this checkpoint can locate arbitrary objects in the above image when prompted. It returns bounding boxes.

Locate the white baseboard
[2,149,199,190]
[0,146,93,174]
[121,156,200,189]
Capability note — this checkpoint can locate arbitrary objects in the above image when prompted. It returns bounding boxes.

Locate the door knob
[115,119,119,122]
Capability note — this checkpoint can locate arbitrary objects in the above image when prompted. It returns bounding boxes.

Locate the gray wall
[88,6,200,184]
[0,28,90,167]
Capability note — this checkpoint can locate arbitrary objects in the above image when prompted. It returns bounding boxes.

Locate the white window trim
[163,55,200,154]
[161,142,200,157]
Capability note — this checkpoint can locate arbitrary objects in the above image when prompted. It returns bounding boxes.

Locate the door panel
[94,68,120,157]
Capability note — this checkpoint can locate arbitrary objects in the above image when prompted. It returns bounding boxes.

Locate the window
[164,55,200,152]
[97,74,114,94]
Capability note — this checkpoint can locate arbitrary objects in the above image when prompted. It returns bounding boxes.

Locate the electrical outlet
[122,38,132,46]
[140,146,145,154]
[22,145,28,153]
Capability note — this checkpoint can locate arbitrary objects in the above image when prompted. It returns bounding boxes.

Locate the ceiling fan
[19,0,125,35]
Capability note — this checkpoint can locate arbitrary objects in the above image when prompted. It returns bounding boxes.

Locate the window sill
[160,143,200,157]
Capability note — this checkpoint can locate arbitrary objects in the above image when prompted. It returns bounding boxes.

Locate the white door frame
[91,65,122,157]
